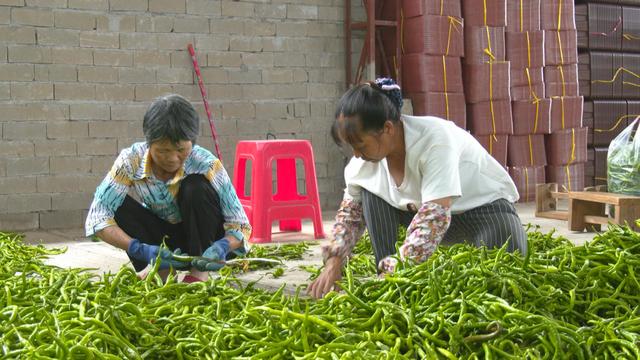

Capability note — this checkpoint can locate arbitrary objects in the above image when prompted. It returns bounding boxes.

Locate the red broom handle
[187,43,222,161]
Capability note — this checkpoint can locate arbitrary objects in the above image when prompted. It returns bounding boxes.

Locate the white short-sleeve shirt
[343,115,519,214]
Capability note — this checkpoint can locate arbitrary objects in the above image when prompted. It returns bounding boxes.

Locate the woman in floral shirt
[86,94,251,283]
[308,79,526,299]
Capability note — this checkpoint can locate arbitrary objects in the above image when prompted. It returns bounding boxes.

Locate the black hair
[143,94,200,145]
[331,78,402,146]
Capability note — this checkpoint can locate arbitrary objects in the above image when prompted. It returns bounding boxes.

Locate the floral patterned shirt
[322,199,451,273]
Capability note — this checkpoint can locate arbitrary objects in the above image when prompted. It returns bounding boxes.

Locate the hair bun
[374,77,403,111]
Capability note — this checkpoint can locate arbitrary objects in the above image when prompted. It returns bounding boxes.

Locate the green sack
[607,118,640,195]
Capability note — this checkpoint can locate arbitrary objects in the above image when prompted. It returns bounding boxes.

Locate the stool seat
[232,140,326,243]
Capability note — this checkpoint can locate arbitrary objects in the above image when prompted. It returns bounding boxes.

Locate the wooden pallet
[535,183,640,232]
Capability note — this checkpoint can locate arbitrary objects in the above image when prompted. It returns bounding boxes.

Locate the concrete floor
[22,202,603,292]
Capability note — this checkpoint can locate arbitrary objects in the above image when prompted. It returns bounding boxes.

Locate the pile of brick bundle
[461,0,512,169]
[537,0,587,194]
[576,1,640,187]
[504,0,549,202]
[400,0,467,128]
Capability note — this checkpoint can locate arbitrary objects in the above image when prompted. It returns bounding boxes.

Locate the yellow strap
[594,114,640,132]
[560,96,566,129]
[558,65,567,97]
[569,128,576,164]
[591,67,640,87]
[523,67,541,132]
[484,26,496,61]
[442,56,450,120]
[564,128,576,192]
[624,33,640,40]
[489,62,497,134]
[519,0,524,32]
[528,134,534,166]
[556,31,565,64]
[526,31,532,68]
[533,98,540,133]
[400,9,405,54]
[483,0,487,26]
[489,135,493,155]
[524,167,529,202]
[557,0,562,30]
[564,166,572,191]
[446,16,463,56]
[440,0,444,16]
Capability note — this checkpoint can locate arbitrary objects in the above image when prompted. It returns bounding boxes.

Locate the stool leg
[276,158,302,232]
[249,152,272,243]
[302,157,326,239]
[569,199,604,232]
[233,158,248,200]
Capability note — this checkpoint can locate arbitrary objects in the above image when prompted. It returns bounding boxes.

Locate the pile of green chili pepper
[2,225,640,359]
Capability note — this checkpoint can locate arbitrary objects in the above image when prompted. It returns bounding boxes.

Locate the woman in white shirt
[308,78,527,299]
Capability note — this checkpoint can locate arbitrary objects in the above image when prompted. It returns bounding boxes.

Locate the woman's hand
[307,256,342,299]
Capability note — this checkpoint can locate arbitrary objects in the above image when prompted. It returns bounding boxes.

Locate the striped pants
[361,190,528,265]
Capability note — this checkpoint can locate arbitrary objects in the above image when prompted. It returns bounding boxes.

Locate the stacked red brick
[401,0,466,128]
[576,3,640,188]
[541,0,586,192]
[462,0,512,168]
[505,0,549,202]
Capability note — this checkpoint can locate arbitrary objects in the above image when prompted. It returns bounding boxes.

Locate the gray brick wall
[0,0,346,231]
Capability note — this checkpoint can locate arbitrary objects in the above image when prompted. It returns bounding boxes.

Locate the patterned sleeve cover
[321,198,365,263]
[378,201,451,273]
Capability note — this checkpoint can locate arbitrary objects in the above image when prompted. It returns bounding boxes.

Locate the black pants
[114,174,226,271]
[361,189,528,266]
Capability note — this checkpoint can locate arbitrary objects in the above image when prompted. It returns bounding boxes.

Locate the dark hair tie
[372,78,403,111]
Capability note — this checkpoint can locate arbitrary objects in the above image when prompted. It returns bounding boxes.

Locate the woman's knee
[180,175,213,200]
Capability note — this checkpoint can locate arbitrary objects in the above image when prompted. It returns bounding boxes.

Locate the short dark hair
[143,94,200,145]
[331,80,402,146]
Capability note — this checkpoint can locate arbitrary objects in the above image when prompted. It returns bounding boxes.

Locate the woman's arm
[321,198,366,263]
[378,197,452,273]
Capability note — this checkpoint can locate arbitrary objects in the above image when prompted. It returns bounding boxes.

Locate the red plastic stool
[232,140,326,243]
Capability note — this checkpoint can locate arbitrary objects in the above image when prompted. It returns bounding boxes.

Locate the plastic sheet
[474,134,509,167]
[550,96,584,132]
[508,134,547,166]
[511,83,545,101]
[545,82,579,97]
[511,67,544,87]
[576,3,623,51]
[464,26,506,64]
[546,162,585,191]
[544,64,578,84]
[403,15,465,56]
[506,0,540,33]
[468,99,513,135]
[583,100,630,147]
[506,31,545,69]
[540,0,576,31]
[409,92,467,129]
[402,54,464,93]
[462,0,507,27]
[544,30,578,65]
[545,127,589,165]
[464,61,511,103]
[403,0,461,18]
[508,166,546,202]
[512,98,552,135]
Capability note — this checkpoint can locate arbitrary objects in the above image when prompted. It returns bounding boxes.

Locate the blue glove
[192,238,230,271]
[127,239,188,270]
